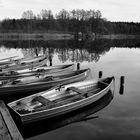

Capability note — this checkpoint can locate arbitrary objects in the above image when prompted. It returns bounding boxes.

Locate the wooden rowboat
[17,55,47,64]
[0,55,46,68]
[0,64,74,80]
[0,56,47,72]
[20,90,114,138]
[7,76,115,124]
[0,56,19,62]
[0,69,90,100]
[0,56,19,66]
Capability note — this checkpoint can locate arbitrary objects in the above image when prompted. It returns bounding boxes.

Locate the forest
[0,9,140,35]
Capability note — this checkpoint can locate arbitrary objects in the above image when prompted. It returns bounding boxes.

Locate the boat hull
[0,64,74,80]
[1,56,47,72]
[0,69,90,100]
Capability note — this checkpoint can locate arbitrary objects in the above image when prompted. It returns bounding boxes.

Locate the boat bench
[34,96,54,106]
[67,86,100,97]
[67,87,87,95]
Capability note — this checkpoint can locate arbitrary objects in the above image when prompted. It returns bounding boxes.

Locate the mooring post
[77,63,80,70]
[119,76,125,95]
[49,55,52,66]
[98,71,103,78]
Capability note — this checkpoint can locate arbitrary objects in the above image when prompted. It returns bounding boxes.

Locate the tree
[22,10,35,19]
[40,9,54,20]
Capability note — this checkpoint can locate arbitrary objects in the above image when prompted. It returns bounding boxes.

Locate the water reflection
[1,39,140,64]
[15,90,114,139]
[0,40,108,63]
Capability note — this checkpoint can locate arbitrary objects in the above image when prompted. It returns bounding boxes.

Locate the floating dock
[0,100,23,140]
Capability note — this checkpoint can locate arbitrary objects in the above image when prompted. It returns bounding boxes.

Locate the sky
[0,0,140,22]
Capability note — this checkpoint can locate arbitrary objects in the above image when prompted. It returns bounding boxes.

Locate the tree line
[0,9,140,35]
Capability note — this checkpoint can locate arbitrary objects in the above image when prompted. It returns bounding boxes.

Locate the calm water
[1,39,140,140]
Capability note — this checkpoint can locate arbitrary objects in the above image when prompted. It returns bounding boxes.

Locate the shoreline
[0,33,140,40]
[96,34,140,39]
[0,32,74,40]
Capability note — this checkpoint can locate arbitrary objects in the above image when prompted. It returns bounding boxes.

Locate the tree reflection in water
[1,39,140,64]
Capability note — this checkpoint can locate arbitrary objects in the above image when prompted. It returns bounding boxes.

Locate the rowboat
[7,76,114,124]
[20,90,114,137]
[0,55,46,68]
[0,64,74,80]
[0,56,47,72]
[18,55,47,64]
[0,56,19,67]
[0,69,90,100]
[0,56,19,62]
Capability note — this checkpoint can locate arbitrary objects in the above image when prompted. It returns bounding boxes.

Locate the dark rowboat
[0,64,74,80]
[7,76,114,124]
[0,69,90,99]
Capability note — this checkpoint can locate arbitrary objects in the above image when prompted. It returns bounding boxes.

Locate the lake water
[0,39,140,140]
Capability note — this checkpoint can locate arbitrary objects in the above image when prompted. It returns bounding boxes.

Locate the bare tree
[40,9,54,19]
[22,10,35,19]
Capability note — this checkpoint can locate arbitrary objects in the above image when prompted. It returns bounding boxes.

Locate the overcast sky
[0,0,140,22]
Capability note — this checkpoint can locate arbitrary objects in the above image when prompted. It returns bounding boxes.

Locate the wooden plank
[34,96,54,106]
[67,87,87,95]
[0,100,23,140]
[0,113,11,140]
[67,86,101,97]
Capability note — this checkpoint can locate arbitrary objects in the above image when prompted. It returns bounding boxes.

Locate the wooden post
[77,63,80,70]
[49,55,52,66]
[119,76,125,95]
[0,100,23,140]
[99,71,103,78]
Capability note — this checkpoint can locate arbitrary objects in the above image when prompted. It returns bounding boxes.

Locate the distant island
[0,9,140,40]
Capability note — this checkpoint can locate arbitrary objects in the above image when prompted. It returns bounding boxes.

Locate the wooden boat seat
[67,86,87,95]
[33,96,54,106]
[67,86,101,97]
